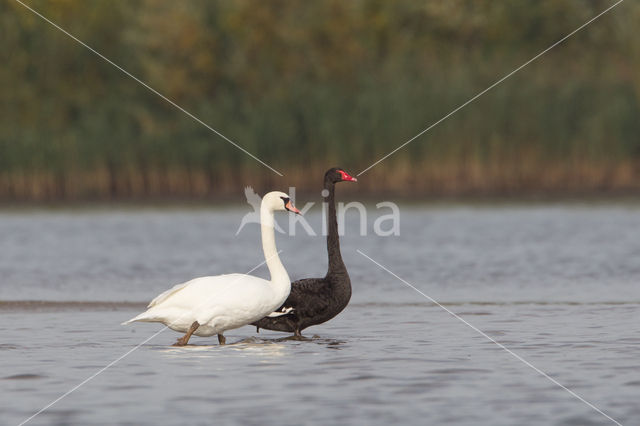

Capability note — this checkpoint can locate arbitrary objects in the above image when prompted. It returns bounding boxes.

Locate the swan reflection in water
[158,335,345,359]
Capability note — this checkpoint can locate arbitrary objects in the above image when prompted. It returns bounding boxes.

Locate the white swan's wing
[146,274,251,309]
[147,281,190,308]
[122,274,277,329]
[188,275,275,325]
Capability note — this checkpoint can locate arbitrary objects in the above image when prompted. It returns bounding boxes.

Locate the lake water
[1,204,639,425]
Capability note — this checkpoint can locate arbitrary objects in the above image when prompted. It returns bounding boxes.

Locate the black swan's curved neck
[325,179,345,276]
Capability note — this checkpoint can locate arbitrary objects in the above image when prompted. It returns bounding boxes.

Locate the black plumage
[252,167,355,336]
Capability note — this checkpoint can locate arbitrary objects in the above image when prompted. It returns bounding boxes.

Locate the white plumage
[123,274,281,336]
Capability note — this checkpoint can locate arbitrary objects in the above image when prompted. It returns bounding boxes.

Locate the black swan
[252,167,356,336]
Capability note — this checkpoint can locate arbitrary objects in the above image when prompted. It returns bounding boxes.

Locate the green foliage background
[1,0,639,200]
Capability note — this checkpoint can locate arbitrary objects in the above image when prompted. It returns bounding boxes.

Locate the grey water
[1,204,639,425]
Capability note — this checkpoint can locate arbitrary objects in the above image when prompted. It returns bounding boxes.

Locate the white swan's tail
[122,280,193,325]
[121,310,155,325]
[121,317,136,326]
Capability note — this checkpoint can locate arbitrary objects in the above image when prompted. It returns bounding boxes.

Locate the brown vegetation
[1,1,639,201]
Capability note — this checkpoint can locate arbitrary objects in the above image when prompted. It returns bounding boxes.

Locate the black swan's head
[325,167,357,184]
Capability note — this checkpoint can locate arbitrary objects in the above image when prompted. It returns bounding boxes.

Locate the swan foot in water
[173,321,200,346]
[217,334,226,345]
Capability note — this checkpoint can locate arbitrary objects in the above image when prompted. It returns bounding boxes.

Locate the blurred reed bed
[1,159,638,201]
[1,0,639,201]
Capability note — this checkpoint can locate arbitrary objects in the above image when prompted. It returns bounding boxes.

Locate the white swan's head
[262,191,301,214]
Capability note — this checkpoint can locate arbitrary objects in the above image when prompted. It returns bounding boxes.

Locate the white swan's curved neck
[260,205,290,289]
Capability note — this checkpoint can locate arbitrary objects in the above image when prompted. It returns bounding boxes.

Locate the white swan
[122,191,301,346]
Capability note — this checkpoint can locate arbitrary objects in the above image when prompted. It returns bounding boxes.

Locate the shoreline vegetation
[2,1,639,202]
[1,160,639,202]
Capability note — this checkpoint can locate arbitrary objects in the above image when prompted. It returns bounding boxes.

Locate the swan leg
[217,334,226,345]
[294,329,302,337]
[172,321,199,346]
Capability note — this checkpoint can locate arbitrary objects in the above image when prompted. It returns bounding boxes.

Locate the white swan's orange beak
[285,200,301,214]
[339,170,357,182]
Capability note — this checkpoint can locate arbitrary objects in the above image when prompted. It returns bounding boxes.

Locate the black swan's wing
[251,277,330,332]
[286,277,332,318]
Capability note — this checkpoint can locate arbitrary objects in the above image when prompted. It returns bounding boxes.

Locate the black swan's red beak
[339,170,357,182]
